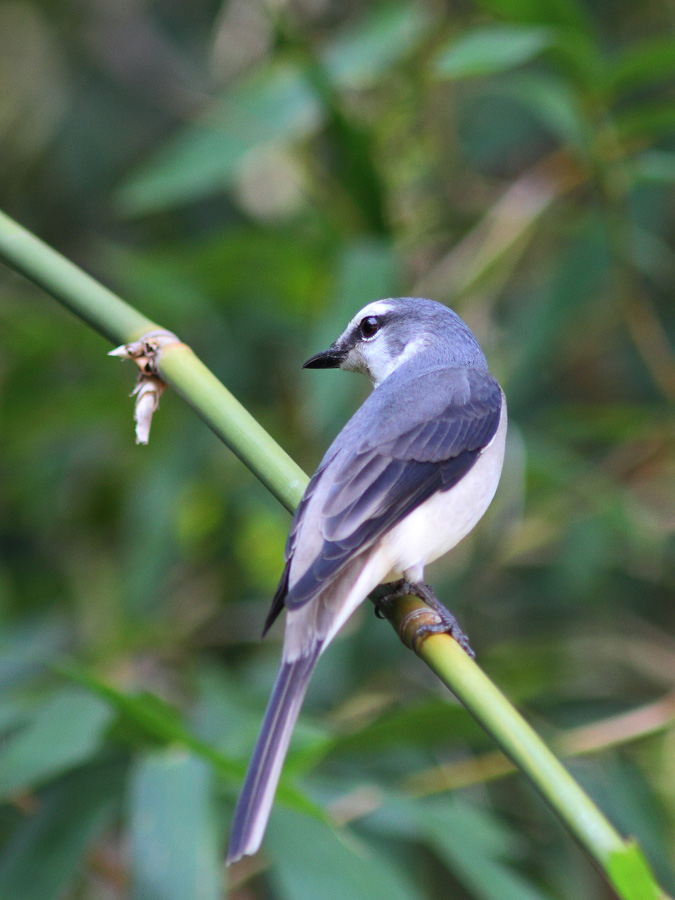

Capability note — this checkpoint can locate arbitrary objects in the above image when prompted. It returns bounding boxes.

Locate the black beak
[302,344,346,369]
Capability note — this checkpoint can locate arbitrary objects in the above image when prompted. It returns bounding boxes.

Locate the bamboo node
[398,606,444,654]
[108,329,182,444]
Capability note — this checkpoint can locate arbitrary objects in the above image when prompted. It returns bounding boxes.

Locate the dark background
[1,0,674,897]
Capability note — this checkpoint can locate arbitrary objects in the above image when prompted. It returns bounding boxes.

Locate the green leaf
[616,103,675,143]
[608,842,661,900]
[507,227,612,406]
[116,62,320,217]
[486,71,589,149]
[478,0,595,33]
[129,750,223,900]
[0,688,113,800]
[267,808,426,900]
[420,800,553,900]
[0,618,69,691]
[435,25,554,80]
[0,761,124,900]
[608,38,675,96]
[66,668,196,738]
[63,665,325,819]
[63,665,242,774]
[324,2,430,87]
[116,4,432,218]
[323,697,488,758]
[364,797,554,900]
[631,223,675,289]
[629,150,675,186]
[0,693,34,738]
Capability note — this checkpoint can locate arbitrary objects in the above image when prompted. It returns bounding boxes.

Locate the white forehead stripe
[350,299,394,325]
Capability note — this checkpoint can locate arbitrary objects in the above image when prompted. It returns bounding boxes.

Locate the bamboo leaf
[116,62,320,217]
[629,150,675,186]
[421,800,553,900]
[117,4,431,218]
[486,71,589,148]
[63,664,325,819]
[130,750,223,900]
[617,103,675,143]
[608,38,675,96]
[478,0,595,33]
[267,808,426,900]
[0,762,124,900]
[322,697,487,758]
[435,26,555,80]
[0,689,113,801]
[324,2,430,87]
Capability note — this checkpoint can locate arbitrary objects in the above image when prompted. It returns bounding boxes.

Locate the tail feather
[226,648,320,864]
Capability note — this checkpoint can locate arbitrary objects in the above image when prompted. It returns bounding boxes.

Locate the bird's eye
[359,316,381,339]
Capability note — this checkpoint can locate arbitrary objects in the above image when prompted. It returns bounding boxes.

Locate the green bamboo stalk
[387,596,622,863]
[0,210,155,343]
[390,601,669,898]
[0,210,306,514]
[0,208,669,900]
[404,691,675,795]
[158,345,307,514]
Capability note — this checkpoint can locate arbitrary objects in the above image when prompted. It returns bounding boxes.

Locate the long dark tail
[226,647,320,864]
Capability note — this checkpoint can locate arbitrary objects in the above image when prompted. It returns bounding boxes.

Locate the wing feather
[265,364,502,625]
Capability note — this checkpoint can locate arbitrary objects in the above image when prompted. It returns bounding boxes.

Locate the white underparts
[284,393,508,658]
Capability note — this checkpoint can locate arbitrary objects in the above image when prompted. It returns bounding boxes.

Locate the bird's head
[303,297,487,387]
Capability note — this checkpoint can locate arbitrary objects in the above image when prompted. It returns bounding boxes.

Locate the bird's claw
[373,579,475,658]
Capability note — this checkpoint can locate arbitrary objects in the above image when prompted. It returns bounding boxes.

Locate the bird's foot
[373,579,475,658]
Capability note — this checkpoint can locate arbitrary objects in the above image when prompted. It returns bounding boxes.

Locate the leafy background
[1,0,675,897]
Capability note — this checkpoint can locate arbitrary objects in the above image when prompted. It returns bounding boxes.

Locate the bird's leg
[373,579,475,658]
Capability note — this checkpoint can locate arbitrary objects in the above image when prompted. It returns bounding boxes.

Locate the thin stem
[404,691,675,796]
[383,595,623,866]
[0,211,154,343]
[158,344,307,514]
[0,210,306,515]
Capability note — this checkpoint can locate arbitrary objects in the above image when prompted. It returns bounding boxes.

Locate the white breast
[297,393,508,656]
[378,392,508,582]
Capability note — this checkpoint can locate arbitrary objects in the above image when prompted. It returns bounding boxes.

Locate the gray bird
[226,297,507,863]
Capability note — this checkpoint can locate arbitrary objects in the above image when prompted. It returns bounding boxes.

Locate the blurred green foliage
[1,0,675,897]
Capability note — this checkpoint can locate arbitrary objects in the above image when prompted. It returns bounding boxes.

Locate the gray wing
[263,365,502,632]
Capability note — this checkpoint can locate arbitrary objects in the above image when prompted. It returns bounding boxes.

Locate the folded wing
[263,366,502,630]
